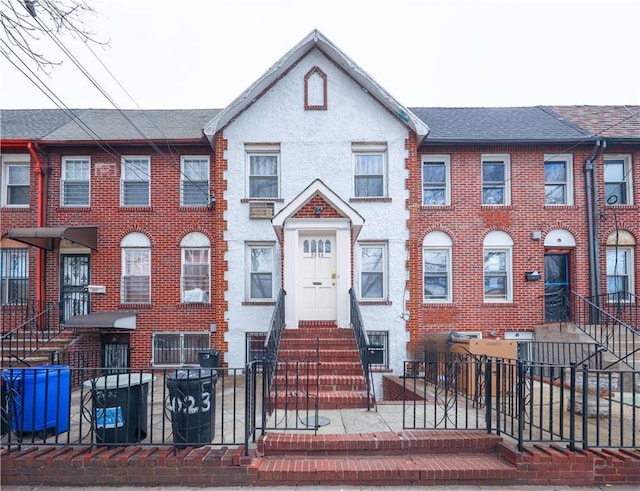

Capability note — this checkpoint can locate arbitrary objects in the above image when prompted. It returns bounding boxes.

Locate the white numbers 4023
[170,391,211,414]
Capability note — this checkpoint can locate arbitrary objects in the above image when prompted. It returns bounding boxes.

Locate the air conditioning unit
[249,201,275,219]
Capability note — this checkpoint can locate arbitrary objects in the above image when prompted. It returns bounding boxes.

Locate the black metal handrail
[348,288,373,410]
[1,299,61,366]
[571,291,639,370]
[262,289,286,393]
[589,292,639,331]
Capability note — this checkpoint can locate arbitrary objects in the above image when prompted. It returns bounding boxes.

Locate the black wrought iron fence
[402,353,639,451]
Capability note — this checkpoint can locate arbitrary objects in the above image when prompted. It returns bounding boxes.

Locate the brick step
[282,328,355,339]
[260,430,503,457]
[272,374,367,391]
[278,349,360,362]
[269,391,370,410]
[255,453,517,485]
[279,338,358,349]
[275,361,364,376]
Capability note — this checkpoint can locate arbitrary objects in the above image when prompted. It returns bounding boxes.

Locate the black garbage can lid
[167,367,218,381]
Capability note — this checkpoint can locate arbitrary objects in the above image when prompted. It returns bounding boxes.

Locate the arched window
[606,230,636,300]
[483,231,513,302]
[181,232,210,303]
[423,232,453,302]
[120,232,151,304]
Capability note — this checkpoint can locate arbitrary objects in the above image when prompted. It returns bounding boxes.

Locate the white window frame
[181,232,210,303]
[120,232,151,304]
[352,143,387,198]
[482,154,510,205]
[246,242,275,301]
[152,332,209,366]
[606,246,634,300]
[422,155,451,206]
[483,231,513,302]
[120,156,150,207]
[61,156,90,207]
[2,155,30,207]
[544,153,573,205]
[604,154,633,206]
[245,145,280,199]
[181,156,210,207]
[423,231,453,303]
[358,242,388,301]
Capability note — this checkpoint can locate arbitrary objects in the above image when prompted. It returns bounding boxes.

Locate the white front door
[299,232,337,320]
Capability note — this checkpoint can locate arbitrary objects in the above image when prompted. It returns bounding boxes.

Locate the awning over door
[7,226,98,250]
[64,311,137,330]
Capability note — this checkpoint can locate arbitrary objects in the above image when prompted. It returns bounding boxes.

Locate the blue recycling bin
[2,365,71,436]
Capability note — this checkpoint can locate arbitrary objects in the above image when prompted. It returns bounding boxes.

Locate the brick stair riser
[281,330,355,339]
[279,339,358,349]
[278,350,360,362]
[272,379,367,391]
[268,393,370,410]
[275,365,364,376]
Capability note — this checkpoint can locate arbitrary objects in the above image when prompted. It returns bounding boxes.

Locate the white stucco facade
[218,46,414,372]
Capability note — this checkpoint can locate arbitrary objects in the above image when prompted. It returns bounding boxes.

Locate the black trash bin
[83,373,152,446]
[166,368,217,448]
[198,350,220,368]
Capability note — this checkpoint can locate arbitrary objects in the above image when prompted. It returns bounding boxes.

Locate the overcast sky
[1,0,639,110]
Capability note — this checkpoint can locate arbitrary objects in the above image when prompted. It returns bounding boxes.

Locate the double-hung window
[2,155,30,206]
[153,332,209,366]
[604,155,633,205]
[247,243,274,301]
[483,231,513,302]
[61,157,90,206]
[246,145,279,199]
[359,243,387,300]
[353,144,386,198]
[121,232,151,304]
[422,155,450,206]
[0,248,28,305]
[121,156,150,206]
[181,232,210,303]
[181,156,210,206]
[482,154,510,205]
[544,154,573,205]
[606,230,635,301]
[423,232,453,302]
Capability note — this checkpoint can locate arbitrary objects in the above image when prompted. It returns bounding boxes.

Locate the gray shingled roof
[1,109,74,139]
[410,106,590,143]
[43,109,219,141]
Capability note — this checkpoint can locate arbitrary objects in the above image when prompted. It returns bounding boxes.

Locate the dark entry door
[60,254,90,322]
[102,342,130,374]
[544,254,570,322]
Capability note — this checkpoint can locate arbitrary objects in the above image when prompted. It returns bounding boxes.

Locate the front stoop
[253,430,518,486]
[274,323,371,410]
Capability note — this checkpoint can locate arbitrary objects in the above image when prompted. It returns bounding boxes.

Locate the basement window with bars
[152,332,209,366]
[367,331,389,369]
[246,332,267,364]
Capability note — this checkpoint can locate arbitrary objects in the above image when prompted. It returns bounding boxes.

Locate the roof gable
[203,30,428,141]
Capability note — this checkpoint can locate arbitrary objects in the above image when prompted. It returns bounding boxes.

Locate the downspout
[26,142,46,306]
[584,139,605,304]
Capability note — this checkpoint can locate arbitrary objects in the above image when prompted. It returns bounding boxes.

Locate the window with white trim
[246,145,279,199]
[483,231,513,302]
[359,242,387,300]
[2,155,30,206]
[246,243,274,300]
[121,156,150,206]
[482,154,510,205]
[181,232,210,303]
[0,247,28,305]
[353,143,387,198]
[423,231,453,302]
[181,156,209,206]
[606,230,635,301]
[604,155,633,205]
[544,154,573,205]
[422,155,450,206]
[152,332,209,366]
[61,157,90,206]
[121,232,151,304]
